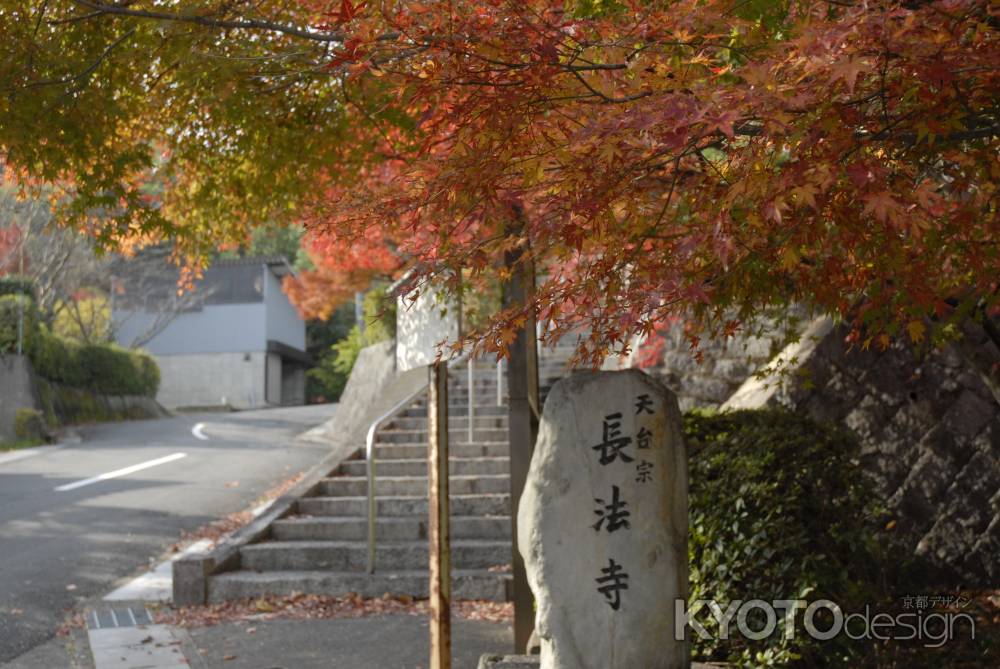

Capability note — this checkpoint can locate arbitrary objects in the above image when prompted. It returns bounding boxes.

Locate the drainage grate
[87,607,154,630]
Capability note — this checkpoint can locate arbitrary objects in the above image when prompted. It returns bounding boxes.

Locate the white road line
[54,452,188,492]
[191,422,209,440]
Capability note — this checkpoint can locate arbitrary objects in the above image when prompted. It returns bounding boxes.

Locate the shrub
[361,286,396,342]
[33,378,60,428]
[136,352,161,397]
[0,294,36,354]
[308,285,395,401]
[14,408,45,440]
[684,409,893,668]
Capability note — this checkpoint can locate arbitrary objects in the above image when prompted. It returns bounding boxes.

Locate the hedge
[30,328,159,397]
[0,294,36,354]
[685,409,892,668]
[0,275,34,298]
[0,293,159,397]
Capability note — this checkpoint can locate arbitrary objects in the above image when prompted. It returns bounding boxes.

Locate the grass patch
[0,437,44,452]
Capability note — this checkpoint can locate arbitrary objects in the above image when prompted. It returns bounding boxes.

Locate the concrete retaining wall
[154,351,267,410]
[0,355,39,440]
[298,340,402,449]
[396,285,459,372]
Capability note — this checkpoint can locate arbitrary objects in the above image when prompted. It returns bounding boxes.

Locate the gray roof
[213,255,296,278]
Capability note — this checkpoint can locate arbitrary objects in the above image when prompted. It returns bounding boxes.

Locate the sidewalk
[180,614,511,668]
[1,610,511,669]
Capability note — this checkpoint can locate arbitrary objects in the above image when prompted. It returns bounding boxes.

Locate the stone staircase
[207,342,580,603]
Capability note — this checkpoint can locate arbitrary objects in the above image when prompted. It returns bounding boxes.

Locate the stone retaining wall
[723,318,1000,585]
[638,314,802,410]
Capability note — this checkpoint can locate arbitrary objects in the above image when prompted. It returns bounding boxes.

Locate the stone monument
[517,369,689,669]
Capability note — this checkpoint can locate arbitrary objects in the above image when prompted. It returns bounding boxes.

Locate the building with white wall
[113,256,309,410]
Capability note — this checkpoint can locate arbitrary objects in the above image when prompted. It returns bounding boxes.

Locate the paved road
[0,404,337,664]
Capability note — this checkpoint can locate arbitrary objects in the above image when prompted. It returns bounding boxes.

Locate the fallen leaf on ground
[157,594,513,627]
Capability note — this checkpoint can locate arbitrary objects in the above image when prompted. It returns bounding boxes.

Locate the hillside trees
[0,0,996,361]
[0,181,109,336]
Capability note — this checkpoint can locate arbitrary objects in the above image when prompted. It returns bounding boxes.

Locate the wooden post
[428,361,452,669]
[503,244,540,653]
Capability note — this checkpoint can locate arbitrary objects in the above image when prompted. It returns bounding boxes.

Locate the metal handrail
[366,352,471,574]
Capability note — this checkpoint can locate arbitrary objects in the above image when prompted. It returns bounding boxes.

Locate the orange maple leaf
[829,56,868,95]
[791,183,819,210]
[862,191,899,224]
[334,0,365,22]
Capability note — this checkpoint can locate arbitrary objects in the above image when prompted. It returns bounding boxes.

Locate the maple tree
[0,0,997,361]
[283,225,402,320]
[0,226,23,276]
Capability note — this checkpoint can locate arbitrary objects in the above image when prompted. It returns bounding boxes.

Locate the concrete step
[403,404,508,417]
[240,540,509,571]
[373,428,508,444]
[271,516,509,541]
[208,569,510,603]
[370,442,508,459]
[368,440,509,451]
[436,401,503,411]
[339,457,509,478]
[297,493,511,518]
[318,475,510,497]
[466,361,505,370]
[385,415,508,430]
[446,375,502,386]
[413,386,496,395]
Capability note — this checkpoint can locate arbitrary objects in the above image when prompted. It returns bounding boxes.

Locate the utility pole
[16,240,24,355]
[502,236,540,653]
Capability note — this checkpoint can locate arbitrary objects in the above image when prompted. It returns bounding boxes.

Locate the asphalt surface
[0,404,337,665]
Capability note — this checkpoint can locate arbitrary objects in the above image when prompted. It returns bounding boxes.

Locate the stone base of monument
[477,656,726,669]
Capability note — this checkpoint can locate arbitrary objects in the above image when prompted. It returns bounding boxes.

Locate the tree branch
[19,27,136,90]
[69,0,350,43]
